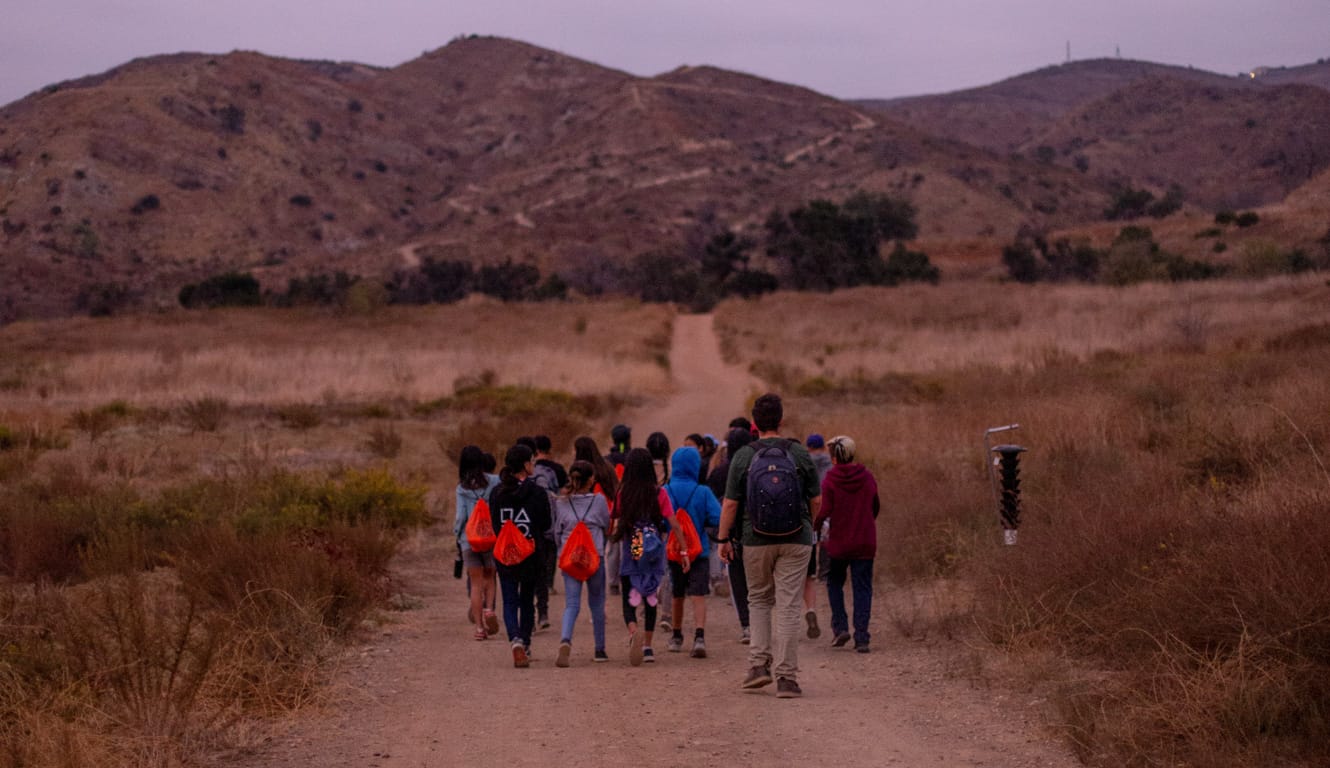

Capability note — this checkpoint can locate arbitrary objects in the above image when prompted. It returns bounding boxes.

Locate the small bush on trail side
[363,424,403,459]
[180,397,229,432]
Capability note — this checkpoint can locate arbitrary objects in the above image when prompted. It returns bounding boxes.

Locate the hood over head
[670,446,702,483]
[826,461,871,493]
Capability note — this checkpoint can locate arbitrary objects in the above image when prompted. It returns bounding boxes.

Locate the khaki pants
[744,543,812,681]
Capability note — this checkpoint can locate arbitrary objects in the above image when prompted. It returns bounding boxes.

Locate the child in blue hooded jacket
[663,445,722,657]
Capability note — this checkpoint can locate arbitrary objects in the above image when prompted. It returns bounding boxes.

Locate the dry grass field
[716,274,1330,767]
[2,275,1329,766]
[0,299,673,767]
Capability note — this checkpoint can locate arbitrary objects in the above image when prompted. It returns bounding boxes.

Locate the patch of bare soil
[236,314,1080,768]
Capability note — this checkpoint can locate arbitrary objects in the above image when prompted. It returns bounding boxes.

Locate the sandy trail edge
[240,314,1080,768]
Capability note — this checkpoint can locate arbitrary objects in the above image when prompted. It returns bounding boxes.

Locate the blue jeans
[499,562,539,646]
[560,565,607,652]
[827,558,873,646]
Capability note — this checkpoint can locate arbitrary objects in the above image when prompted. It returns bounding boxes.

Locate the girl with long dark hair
[610,447,683,665]
[453,445,500,640]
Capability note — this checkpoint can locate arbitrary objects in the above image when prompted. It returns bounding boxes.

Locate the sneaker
[642,647,655,663]
[473,627,488,641]
[483,611,499,636]
[739,627,751,645]
[556,642,572,668]
[855,643,871,654]
[593,649,609,663]
[512,643,529,669]
[538,614,551,631]
[659,618,672,633]
[742,665,773,689]
[805,610,821,639]
[666,635,683,653]
[690,638,707,658]
[775,677,803,698]
[628,632,644,667]
[832,632,852,648]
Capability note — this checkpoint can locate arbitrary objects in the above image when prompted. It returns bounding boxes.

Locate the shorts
[462,548,495,569]
[669,556,711,598]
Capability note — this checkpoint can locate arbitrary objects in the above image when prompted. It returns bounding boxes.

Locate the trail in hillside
[242,315,1079,768]
[620,312,759,438]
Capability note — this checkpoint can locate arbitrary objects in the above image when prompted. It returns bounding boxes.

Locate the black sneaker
[742,665,773,689]
[855,643,870,654]
[832,632,852,648]
[642,647,655,663]
[593,649,609,663]
[775,677,803,698]
[538,614,551,631]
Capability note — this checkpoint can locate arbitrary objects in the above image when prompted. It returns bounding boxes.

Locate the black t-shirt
[488,477,552,572]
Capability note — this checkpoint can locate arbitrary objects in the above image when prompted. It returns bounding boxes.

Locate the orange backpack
[464,498,496,553]
[493,519,536,566]
[665,486,704,563]
[667,509,703,563]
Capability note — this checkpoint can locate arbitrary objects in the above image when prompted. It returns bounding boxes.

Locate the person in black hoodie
[812,435,880,654]
[489,443,552,668]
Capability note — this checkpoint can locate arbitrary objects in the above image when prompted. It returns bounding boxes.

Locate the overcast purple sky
[4,1,1327,107]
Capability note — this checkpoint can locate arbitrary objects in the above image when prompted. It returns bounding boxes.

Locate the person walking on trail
[709,425,755,644]
[577,435,622,595]
[530,435,566,630]
[606,424,632,469]
[663,445,722,658]
[488,444,552,668]
[803,433,834,639]
[454,445,500,641]
[553,461,612,666]
[645,430,673,628]
[611,448,681,666]
[813,435,880,653]
[717,393,821,699]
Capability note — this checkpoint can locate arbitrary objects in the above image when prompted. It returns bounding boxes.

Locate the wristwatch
[714,536,730,544]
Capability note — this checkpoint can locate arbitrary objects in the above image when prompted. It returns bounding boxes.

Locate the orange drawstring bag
[667,509,703,563]
[464,499,496,553]
[493,520,535,566]
[558,521,600,581]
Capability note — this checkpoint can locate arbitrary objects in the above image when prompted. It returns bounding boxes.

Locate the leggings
[620,576,657,631]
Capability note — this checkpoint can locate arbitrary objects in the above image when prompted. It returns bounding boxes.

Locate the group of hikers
[452,392,881,698]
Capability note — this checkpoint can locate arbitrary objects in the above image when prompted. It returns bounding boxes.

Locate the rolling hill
[1,38,1327,320]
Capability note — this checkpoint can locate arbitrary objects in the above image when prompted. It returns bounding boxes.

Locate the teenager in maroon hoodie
[813,436,880,653]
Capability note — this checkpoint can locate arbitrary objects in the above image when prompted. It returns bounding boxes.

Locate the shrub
[1215,210,1237,225]
[275,403,323,430]
[1235,211,1261,228]
[883,242,940,285]
[180,397,229,432]
[1104,185,1156,220]
[179,272,262,309]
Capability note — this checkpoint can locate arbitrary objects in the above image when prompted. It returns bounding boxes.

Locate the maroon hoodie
[815,462,880,560]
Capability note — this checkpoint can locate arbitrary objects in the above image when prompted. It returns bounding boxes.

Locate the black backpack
[745,443,804,537]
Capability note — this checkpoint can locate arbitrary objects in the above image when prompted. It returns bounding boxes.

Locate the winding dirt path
[242,314,1079,768]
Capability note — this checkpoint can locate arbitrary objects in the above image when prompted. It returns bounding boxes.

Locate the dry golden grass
[715,275,1330,379]
[0,299,674,410]
[718,275,1330,767]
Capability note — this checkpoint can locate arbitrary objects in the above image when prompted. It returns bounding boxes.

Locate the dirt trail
[243,314,1079,768]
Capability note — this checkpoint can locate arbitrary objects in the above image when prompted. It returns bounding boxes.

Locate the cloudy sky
[3,1,1327,107]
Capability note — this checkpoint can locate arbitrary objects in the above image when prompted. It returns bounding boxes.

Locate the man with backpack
[716,393,821,699]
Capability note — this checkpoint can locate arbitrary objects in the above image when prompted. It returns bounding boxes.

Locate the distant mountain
[1,40,1327,320]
